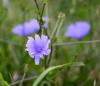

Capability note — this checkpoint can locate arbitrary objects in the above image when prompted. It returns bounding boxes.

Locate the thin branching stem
[39,3,46,34]
[19,64,28,86]
[19,72,26,86]
[34,0,41,16]
[10,76,37,86]
[47,13,65,68]
[46,42,53,68]
[53,40,100,46]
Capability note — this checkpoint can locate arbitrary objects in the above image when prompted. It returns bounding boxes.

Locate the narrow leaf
[33,62,84,86]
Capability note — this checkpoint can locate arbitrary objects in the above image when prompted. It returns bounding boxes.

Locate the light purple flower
[42,16,48,28]
[12,19,40,36]
[65,21,90,39]
[25,34,50,65]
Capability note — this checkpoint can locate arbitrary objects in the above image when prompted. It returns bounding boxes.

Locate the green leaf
[33,62,84,86]
[0,73,9,86]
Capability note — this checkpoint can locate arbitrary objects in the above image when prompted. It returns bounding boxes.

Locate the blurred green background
[0,0,100,86]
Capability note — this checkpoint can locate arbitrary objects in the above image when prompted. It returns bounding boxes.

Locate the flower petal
[43,49,51,55]
[24,20,40,35]
[12,24,24,36]
[34,56,40,65]
[41,35,50,49]
[12,19,40,36]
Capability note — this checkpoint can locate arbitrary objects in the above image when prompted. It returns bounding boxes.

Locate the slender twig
[10,76,37,86]
[19,64,28,86]
[43,2,49,37]
[19,72,26,86]
[34,0,40,15]
[44,56,47,69]
[53,40,100,46]
[45,1,48,19]
[44,1,49,37]
[41,3,46,18]
[39,3,46,34]
[9,73,16,86]
[46,42,53,68]
[50,13,65,39]
[56,17,65,36]
[46,13,65,68]
[50,16,61,39]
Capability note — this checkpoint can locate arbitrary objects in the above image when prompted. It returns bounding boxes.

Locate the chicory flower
[25,34,50,65]
[65,21,90,40]
[12,19,40,36]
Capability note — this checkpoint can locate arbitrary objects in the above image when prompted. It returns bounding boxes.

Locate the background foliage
[0,0,100,86]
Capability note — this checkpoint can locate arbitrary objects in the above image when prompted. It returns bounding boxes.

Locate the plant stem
[46,42,53,68]
[19,72,26,86]
[19,64,28,86]
[34,1,49,68]
[10,76,37,86]
[46,13,65,68]
[50,13,65,39]
[53,40,100,46]
[34,0,40,16]
[39,3,46,35]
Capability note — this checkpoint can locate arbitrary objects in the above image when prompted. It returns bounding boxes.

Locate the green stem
[50,17,61,39]
[46,41,53,68]
[34,0,41,16]
[19,64,28,86]
[47,13,65,68]
[39,3,46,35]
[50,13,65,39]
[19,72,26,86]
[53,40,100,46]
[44,56,47,69]
[56,17,65,36]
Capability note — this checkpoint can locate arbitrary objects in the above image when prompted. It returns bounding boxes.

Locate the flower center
[36,47,42,53]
